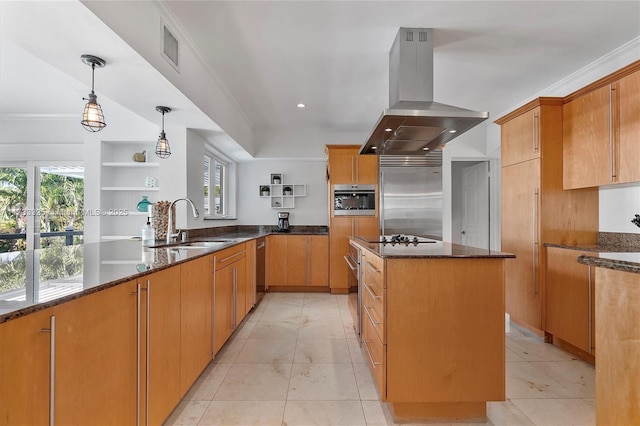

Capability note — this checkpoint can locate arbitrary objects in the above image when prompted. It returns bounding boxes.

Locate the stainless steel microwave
[333,184,376,216]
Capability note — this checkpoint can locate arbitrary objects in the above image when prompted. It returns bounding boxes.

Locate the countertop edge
[577,254,640,274]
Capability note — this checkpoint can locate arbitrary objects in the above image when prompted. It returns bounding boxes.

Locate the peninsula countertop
[351,237,515,259]
[0,227,328,323]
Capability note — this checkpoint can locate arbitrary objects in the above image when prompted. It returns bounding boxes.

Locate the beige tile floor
[165,293,595,426]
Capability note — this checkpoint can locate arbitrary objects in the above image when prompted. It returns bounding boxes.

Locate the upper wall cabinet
[563,64,640,189]
[500,104,546,167]
[326,145,378,184]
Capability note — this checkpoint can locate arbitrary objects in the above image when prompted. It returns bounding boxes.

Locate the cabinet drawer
[362,280,385,344]
[362,309,386,399]
[363,252,384,278]
[214,243,246,270]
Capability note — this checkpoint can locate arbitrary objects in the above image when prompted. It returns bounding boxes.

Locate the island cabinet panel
[138,266,182,426]
[385,258,505,404]
[0,307,54,425]
[563,65,640,189]
[497,97,598,334]
[545,247,595,357]
[595,267,640,426]
[180,255,214,396]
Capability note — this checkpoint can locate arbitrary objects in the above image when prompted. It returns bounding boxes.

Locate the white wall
[600,185,640,233]
[235,160,328,226]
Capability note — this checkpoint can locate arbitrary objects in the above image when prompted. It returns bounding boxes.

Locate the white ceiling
[1,1,639,160]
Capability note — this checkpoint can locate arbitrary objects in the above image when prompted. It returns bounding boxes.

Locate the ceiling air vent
[162,24,179,71]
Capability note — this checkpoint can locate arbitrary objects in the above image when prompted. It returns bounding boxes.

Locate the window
[204,154,228,217]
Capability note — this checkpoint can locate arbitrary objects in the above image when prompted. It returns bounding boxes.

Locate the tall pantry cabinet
[325,145,379,293]
[496,98,598,333]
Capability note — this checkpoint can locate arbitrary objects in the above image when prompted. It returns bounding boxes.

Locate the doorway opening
[451,161,490,249]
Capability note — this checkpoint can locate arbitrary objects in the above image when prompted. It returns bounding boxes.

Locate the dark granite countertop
[0,225,328,324]
[351,238,515,259]
[578,253,640,274]
[543,231,640,252]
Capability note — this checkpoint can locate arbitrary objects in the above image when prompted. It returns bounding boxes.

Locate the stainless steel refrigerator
[379,156,443,238]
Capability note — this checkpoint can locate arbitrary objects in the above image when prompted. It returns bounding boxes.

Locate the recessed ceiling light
[384,128,393,132]
[423,147,430,151]
[297,103,306,108]
[449,129,457,133]
[371,147,377,150]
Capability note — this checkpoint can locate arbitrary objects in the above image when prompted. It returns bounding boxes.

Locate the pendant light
[80,54,107,132]
[155,106,172,159]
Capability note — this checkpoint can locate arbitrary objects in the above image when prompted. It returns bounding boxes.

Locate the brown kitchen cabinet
[500,105,545,167]
[496,97,598,334]
[0,282,139,426]
[563,64,640,189]
[180,254,214,396]
[545,247,595,358]
[245,238,257,313]
[0,307,55,425]
[138,266,182,426]
[325,144,378,184]
[214,244,247,353]
[265,234,329,287]
[329,216,379,292]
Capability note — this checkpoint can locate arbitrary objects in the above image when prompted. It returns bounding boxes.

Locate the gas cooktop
[357,234,439,245]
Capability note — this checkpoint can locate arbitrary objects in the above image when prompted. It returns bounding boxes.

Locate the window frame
[204,151,233,219]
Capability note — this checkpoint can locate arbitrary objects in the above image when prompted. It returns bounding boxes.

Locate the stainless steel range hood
[360,28,489,155]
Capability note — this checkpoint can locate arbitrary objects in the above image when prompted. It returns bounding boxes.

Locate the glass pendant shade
[80,55,106,132]
[155,131,171,159]
[155,106,172,159]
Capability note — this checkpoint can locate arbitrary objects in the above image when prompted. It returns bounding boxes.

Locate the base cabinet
[545,247,595,356]
[329,216,378,292]
[139,267,182,426]
[265,235,329,287]
[180,255,214,396]
[214,244,247,354]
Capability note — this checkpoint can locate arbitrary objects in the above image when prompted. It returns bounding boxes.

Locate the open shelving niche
[259,173,306,209]
[100,140,161,241]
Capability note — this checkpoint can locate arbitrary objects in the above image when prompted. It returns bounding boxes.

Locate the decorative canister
[137,196,151,213]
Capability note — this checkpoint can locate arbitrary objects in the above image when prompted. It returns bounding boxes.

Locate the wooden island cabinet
[352,239,513,423]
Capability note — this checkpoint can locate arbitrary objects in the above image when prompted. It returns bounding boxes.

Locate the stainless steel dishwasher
[256,237,266,291]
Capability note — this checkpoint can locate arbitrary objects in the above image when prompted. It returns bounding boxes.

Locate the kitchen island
[351,238,514,423]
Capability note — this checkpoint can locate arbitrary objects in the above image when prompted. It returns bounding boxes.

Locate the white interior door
[461,162,490,249]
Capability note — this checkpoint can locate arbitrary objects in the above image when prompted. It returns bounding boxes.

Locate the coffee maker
[277,212,290,233]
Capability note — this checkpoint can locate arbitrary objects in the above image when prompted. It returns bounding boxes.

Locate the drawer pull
[364,261,380,274]
[218,250,244,264]
[363,282,381,300]
[364,304,381,327]
[363,339,380,368]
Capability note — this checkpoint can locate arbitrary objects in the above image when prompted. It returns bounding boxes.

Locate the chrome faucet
[166,198,200,244]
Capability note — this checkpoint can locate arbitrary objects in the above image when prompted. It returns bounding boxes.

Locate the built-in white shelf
[259,173,306,209]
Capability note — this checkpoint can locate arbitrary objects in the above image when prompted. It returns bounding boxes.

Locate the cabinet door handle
[41,315,56,426]
[218,251,244,265]
[533,111,539,153]
[609,84,617,182]
[532,189,539,297]
[363,304,381,327]
[364,261,380,274]
[343,255,357,271]
[363,281,381,300]
[363,339,380,367]
[588,264,593,354]
[232,268,237,329]
[145,280,150,426]
[257,242,265,249]
[352,156,356,183]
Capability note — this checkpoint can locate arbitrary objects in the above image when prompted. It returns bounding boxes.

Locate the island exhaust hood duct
[360,28,489,155]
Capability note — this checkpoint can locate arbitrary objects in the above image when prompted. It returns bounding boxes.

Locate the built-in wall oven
[333,184,376,216]
[345,241,362,343]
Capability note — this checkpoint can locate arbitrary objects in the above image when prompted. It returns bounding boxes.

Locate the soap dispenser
[142,218,155,246]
